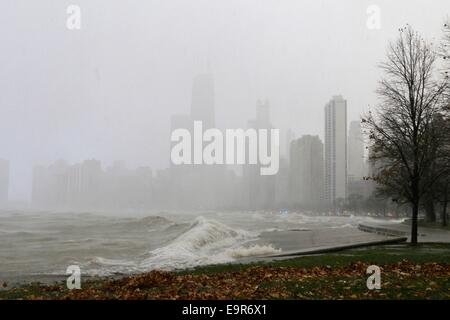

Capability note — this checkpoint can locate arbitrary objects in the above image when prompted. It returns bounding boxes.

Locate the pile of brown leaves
[3,260,450,300]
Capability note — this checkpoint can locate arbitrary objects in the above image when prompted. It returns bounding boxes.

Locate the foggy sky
[0,0,449,201]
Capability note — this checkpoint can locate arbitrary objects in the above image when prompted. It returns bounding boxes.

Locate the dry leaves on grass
[4,260,450,300]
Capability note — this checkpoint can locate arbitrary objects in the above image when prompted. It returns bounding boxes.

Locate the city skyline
[1,75,368,211]
[1,1,448,201]
[1,1,449,304]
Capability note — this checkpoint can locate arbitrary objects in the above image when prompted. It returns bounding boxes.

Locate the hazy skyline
[1,0,449,201]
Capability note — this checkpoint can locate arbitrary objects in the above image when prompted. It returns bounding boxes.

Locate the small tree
[363,26,448,244]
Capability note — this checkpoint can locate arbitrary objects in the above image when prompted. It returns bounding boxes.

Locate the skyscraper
[188,73,220,209]
[255,99,270,129]
[324,95,347,207]
[190,73,215,129]
[348,120,365,179]
[0,159,9,204]
[289,135,324,207]
[32,160,69,208]
[284,128,295,163]
[243,99,275,209]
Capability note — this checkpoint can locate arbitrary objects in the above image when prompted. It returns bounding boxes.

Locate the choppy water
[0,210,404,279]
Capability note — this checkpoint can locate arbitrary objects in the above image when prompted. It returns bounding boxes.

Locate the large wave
[139,216,266,270]
[86,216,281,275]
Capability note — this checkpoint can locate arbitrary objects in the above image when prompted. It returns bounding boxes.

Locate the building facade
[289,135,324,208]
[324,95,347,207]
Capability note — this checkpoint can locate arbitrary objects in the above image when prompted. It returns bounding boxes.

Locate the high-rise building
[289,135,324,207]
[0,159,9,204]
[190,73,215,129]
[255,99,270,129]
[284,128,295,163]
[348,121,365,179]
[324,95,347,207]
[32,160,69,208]
[243,100,275,209]
[275,158,290,206]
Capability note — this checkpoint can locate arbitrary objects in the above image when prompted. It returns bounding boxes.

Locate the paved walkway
[358,222,450,243]
[240,227,406,261]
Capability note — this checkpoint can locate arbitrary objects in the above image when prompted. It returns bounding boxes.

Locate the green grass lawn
[182,243,450,274]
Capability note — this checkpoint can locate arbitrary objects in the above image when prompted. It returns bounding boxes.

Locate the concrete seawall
[358,224,410,237]
[268,236,407,258]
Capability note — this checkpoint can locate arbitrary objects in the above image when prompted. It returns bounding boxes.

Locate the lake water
[0,210,405,282]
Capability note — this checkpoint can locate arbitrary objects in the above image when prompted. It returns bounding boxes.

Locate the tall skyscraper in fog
[324,95,347,207]
[284,128,295,163]
[255,99,270,129]
[190,73,215,129]
[244,99,275,209]
[289,135,324,207]
[32,160,68,208]
[0,159,9,204]
[348,121,365,179]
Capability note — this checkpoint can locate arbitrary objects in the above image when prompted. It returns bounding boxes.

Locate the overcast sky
[0,0,449,201]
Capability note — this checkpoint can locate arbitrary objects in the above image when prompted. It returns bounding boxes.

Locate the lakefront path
[358,222,450,243]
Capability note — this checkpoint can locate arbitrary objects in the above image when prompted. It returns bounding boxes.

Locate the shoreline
[1,227,406,289]
[2,220,449,294]
[1,243,449,300]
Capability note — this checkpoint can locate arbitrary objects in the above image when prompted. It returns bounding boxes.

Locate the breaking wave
[139,216,262,270]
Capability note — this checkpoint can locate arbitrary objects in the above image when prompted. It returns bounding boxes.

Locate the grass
[181,243,450,274]
[1,243,449,300]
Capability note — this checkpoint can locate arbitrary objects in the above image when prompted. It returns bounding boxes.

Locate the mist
[0,0,449,203]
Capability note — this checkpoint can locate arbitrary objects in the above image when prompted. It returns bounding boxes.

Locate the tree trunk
[442,202,448,227]
[442,183,448,227]
[425,199,436,223]
[411,202,419,244]
[443,193,448,227]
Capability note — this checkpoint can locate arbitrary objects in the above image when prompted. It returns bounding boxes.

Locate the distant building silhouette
[243,99,275,209]
[284,128,295,164]
[31,159,153,210]
[289,135,324,208]
[324,95,347,207]
[348,121,365,179]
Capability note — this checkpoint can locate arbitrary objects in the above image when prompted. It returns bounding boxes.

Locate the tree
[363,26,448,244]
[441,19,450,79]
[422,113,450,225]
[435,19,450,226]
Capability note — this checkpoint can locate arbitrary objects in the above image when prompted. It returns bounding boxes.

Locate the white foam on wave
[84,216,282,275]
[139,216,261,270]
[93,257,136,267]
[226,244,281,258]
[330,223,354,229]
